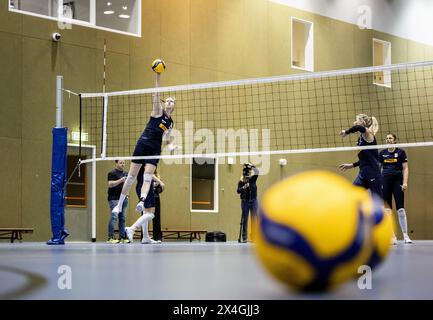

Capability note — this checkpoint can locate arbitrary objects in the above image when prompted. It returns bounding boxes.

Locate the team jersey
[107,169,127,201]
[138,113,173,151]
[357,135,381,179]
[379,148,407,176]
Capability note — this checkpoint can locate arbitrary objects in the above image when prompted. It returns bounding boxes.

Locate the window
[10,0,52,16]
[291,17,314,72]
[373,38,392,88]
[66,155,86,208]
[64,0,90,23]
[8,0,141,37]
[191,157,218,212]
[97,0,140,34]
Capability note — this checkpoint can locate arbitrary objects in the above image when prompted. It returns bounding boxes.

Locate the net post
[56,76,63,128]
[79,93,82,159]
[91,147,97,242]
[101,94,108,158]
[48,75,68,245]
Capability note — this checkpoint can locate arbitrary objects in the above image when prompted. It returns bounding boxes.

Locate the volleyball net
[78,60,433,165]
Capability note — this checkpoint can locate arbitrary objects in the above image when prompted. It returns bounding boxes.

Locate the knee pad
[125,174,136,187]
[144,211,155,220]
[143,172,153,184]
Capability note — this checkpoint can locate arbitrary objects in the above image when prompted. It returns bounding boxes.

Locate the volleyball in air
[254,170,379,292]
[151,59,166,73]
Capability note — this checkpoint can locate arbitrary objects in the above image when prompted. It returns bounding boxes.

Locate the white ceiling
[270,0,433,46]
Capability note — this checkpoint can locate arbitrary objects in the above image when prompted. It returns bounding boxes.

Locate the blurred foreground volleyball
[365,202,395,270]
[254,170,392,292]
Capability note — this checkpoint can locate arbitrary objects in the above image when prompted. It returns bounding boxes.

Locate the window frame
[190,157,219,213]
[8,0,142,38]
[372,38,392,88]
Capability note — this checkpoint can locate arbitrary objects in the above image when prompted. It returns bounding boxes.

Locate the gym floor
[1,241,432,300]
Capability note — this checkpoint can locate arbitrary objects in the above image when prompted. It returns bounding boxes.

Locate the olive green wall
[0,0,432,241]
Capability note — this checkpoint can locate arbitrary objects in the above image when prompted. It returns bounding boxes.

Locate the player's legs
[137,163,157,210]
[153,197,162,241]
[118,198,128,240]
[141,208,160,244]
[239,200,249,242]
[383,175,397,244]
[141,209,153,242]
[125,211,155,242]
[393,176,412,243]
[107,200,119,243]
[140,188,160,244]
[382,175,394,210]
[250,199,259,242]
[353,175,365,188]
[368,175,383,200]
[136,179,154,213]
[125,178,156,243]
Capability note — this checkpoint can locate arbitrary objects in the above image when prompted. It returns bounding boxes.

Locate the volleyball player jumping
[112,72,179,242]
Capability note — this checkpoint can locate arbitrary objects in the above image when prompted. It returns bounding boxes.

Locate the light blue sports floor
[0,241,432,300]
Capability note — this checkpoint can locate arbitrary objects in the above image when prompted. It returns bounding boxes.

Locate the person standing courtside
[107,160,129,243]
[380,133,412,245]
[237,163,259,243]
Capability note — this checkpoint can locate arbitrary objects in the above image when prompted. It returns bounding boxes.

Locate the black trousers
[239,199,258,241]
[152,197,162,241]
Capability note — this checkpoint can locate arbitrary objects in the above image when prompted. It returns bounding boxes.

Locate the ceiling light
[119,14,130,19]
[107,2,112,6]
[122,6,128,10]
[104,10,115,14]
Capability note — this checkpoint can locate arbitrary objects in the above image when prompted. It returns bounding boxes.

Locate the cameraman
[237,163,259,243]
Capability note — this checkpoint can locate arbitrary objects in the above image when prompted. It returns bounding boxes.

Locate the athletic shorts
[131,139,160,167]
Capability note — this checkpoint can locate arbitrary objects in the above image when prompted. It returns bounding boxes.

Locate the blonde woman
[339,114,382,198]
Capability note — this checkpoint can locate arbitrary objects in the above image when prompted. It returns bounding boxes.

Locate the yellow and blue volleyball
[151,59,166,73]
[254,170,376,292]
[361,197,394,269]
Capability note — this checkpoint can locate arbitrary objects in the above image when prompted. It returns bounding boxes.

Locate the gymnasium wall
[0,0,432,241]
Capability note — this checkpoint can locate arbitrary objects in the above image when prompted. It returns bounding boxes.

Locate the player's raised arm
[152,73,163,117]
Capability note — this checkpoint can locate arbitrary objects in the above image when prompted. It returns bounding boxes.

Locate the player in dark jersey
[380,133,412,244]
[135,166,164,244]
[112,72,180,242]
[339,114,382,198]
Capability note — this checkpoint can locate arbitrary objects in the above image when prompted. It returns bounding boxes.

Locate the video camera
[243,163,253,177]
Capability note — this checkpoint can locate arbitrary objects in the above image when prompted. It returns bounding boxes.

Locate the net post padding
[49,127,68,240]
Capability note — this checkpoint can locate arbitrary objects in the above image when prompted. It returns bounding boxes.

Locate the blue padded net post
[48,127,68,244]
[47,75,69,245]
